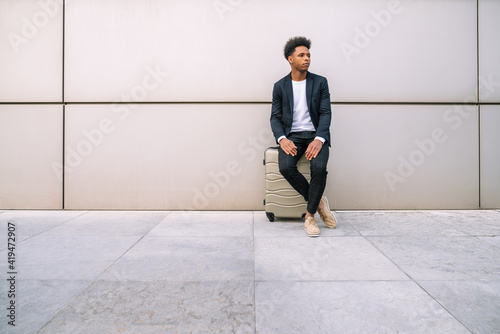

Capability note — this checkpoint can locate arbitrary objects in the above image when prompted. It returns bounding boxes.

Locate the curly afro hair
[283,36,311,60]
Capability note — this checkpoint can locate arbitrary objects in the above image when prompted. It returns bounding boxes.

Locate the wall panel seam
[0,102,488,105]
[477,0,481,208]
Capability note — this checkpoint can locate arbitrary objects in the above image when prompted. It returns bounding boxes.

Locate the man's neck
[291,69,307,81]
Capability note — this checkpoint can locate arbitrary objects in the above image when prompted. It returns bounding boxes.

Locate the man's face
[288,46,310,72]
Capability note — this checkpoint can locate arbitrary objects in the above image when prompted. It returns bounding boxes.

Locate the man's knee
[279,164,296,178]
[310,164,327,177]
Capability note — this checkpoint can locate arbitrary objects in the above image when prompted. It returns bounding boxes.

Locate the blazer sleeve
[270,82,286,143]
[314,78,332,145]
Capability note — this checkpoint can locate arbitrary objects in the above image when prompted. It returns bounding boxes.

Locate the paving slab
[341,211,468,236]
[0,235,141,280]
[0,279,92,334]
[423,210,500,236]
[0,210,87,245]
[368,236,500,280]
[254,211,359,237]
[148,211,253,237]
[255,281,470,334]
[255,236,408,281]
[39,211,168,236]
[38,280,255,334]
[99,236,254,281]
[479,236,500,248]
[418,280,500,334]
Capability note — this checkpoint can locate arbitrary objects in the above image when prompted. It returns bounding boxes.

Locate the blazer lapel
[306,72,313,112]
[285,74,294,115]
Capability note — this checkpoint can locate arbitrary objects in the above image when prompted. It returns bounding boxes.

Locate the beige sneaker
[304,216,320,237]
[318,196,336,228]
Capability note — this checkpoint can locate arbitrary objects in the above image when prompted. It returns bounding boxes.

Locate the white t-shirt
[291,80,316,133]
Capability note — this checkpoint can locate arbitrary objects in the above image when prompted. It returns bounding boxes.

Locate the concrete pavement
[1,210,499,333]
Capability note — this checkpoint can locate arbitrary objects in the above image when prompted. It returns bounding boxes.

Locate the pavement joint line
[36,211,172,332]
[361,233,475,333]
[0,210,89,251]
[94,211,172,281]
[413,280,474,334]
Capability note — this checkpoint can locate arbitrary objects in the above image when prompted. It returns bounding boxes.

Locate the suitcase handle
[263,146,280,165]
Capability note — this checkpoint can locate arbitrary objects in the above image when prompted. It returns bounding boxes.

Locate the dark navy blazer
[270,71,332,146]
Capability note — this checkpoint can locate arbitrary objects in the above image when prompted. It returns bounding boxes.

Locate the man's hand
[305,139,323,160]
[280,138,297,156]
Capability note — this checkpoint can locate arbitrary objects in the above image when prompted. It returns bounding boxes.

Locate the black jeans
[278,131,329,215]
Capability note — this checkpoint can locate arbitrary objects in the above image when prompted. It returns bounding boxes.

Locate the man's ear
[288,55,293,64]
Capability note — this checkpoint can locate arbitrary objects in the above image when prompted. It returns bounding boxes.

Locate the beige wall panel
[330,0,477,103]
[326,105,479,209]
[64,104,275,210]
[64,0,284,102]
[64,0,476,103]
[0,0,63,102]
[0,105,63,209]
[480,105,500,208]
[65,104,480,210]
[479,0,500,102]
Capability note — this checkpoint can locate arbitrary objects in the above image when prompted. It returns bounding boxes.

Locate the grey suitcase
[263,147,310,222]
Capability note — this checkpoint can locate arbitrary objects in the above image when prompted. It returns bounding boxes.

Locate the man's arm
[270,83,286,141]
[314,78,332,143]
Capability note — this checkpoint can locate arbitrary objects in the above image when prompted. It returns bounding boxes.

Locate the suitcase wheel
[266,212,275,222]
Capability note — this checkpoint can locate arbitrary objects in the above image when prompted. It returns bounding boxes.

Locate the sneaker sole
[304,227,320,237]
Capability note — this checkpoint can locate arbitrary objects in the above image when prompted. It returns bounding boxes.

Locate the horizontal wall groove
[1,102,498,106]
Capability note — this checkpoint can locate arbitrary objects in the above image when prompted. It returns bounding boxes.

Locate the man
[270,36,336,237]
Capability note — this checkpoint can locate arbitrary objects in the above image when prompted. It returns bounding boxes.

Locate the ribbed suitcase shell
[263,147,310,221]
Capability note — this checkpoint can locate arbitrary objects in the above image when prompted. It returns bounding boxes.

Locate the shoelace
[306,217,318,227]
